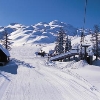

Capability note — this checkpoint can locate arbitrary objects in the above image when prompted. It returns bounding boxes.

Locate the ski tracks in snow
[38,65,100,100]
[1,65,62,100]
[0,77,10,99]
[1,46,100,100]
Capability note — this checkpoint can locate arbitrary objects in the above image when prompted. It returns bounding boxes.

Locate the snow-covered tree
[55,28,66,55]
[65,36,71,52]
[91,25,100,60]
[55,28,71,55]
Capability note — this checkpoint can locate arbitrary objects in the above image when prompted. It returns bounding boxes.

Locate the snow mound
[65,60,76,68]
[71,60,88,69]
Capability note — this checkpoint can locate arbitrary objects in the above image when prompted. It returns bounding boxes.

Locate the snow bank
[71,60,88,69]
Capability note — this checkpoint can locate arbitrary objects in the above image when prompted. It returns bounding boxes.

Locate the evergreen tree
[55,28,72,55]
[55,28,66,55]
[91,25,100,60]
[2,30,11,50]
[65,35,71,52]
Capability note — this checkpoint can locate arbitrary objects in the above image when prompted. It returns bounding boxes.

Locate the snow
[41,43,55,53]
[0,44,100,100]
[50,49,78,61]
[0,44,10,56]
[53,59,100,92]
[0,21,100,100]
[0,20,78,46]
[69,61,100,91]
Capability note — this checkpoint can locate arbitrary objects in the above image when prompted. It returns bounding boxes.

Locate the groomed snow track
[0,45,100,100]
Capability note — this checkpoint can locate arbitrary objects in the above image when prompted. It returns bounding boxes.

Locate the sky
[0,0,100,29]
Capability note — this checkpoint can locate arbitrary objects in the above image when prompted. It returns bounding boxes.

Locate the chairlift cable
[83,0,87,30]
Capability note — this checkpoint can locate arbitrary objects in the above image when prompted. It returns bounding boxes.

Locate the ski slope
[0,44,100,100]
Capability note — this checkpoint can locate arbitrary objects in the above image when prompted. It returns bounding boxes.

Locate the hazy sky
[0,0,100,29]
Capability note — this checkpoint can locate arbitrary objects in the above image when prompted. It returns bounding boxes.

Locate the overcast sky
[0,0,100,29]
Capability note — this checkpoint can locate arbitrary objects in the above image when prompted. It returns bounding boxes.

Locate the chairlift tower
[80,0,87,60]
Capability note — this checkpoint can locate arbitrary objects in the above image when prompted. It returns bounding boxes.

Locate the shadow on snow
[0,58,35,80]
[0,60,18,75]
[11,58,35,69]
[92,59,100,66]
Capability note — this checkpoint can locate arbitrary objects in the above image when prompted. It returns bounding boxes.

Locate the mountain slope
[0,20,78,46]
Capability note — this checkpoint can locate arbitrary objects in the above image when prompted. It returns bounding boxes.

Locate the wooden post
[73,55,75,60]
[89,56,93,65]
[68,56,70,61]
[84,46,87,60]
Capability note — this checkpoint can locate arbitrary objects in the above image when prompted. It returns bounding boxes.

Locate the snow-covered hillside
[0,20,78,46]
[0,44,100,100]
[0,20,100,100]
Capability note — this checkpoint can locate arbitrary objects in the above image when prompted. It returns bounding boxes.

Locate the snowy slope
[55,60,100,91]
[0,20,92,46]
[0,44,100,100]
[0,20,100,100]
[0,20,78,46]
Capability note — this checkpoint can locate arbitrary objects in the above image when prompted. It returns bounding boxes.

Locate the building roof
[0,44,10,57]
[50,49,79,61]
[82,43,91,47]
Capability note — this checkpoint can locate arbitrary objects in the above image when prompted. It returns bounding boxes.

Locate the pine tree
[55,28,72,55]
[2,30,11,50]
[91,25,100,60]
[65,35,71,52]
[55,28,66,55]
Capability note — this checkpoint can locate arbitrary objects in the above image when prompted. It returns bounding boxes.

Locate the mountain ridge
[0,20,91,46]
